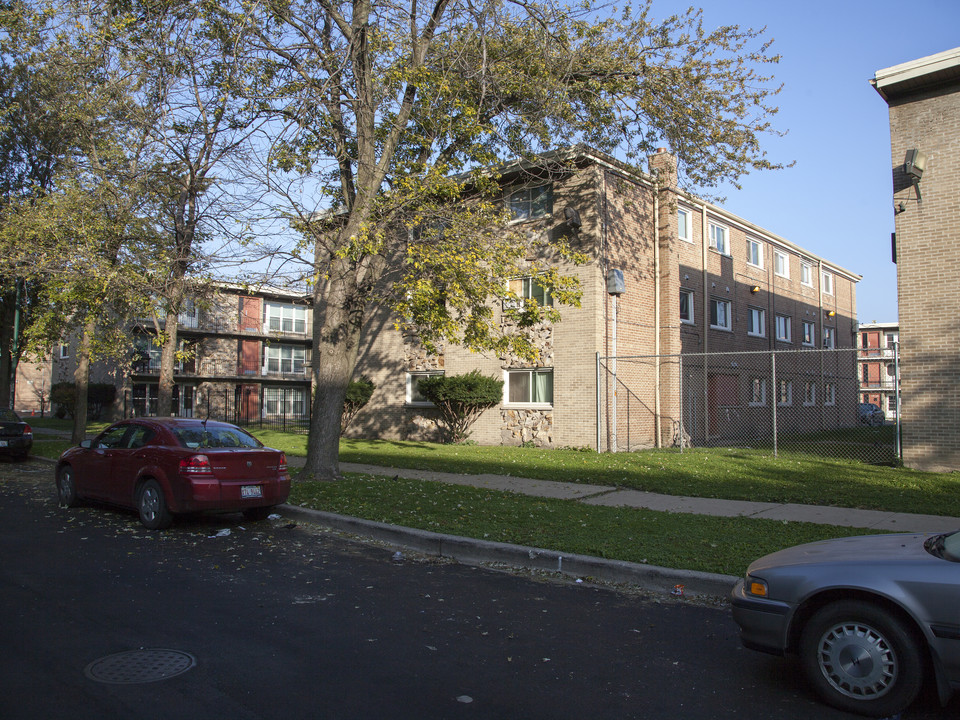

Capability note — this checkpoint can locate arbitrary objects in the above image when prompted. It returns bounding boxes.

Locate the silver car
[731,530,960,717]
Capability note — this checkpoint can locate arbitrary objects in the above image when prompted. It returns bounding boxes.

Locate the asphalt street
[1,458,956,720]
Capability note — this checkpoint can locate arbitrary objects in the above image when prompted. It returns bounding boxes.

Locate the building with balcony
[857,322,900,422]
[15,284,312,426]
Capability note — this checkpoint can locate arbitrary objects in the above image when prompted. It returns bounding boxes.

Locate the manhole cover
[85,649,196,684]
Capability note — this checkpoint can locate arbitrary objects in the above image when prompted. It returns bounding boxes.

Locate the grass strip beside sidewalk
[290,474,879,577]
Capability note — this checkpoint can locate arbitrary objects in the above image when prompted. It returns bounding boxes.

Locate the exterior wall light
[904,149,926,202]
[750,285,760,294]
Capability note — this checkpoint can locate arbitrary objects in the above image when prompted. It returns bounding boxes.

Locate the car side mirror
[79,439,93,449]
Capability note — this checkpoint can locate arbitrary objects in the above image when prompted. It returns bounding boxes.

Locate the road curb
[279,503,738,600]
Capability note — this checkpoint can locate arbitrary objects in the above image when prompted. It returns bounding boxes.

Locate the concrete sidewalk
[295,459,960,534]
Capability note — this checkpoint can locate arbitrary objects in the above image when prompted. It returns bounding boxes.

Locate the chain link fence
[598,347,899,465]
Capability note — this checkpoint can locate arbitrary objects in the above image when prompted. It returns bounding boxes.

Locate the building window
[775,315,792,343]
[178,299,199,329]
[887,395,897,413]
[749,378,766,406]
[823,327,836,349]
[774,251,790,278]
[821,270,834,295]
[800,261,813,287]
[709,222,728,255]
[505,368,553,405]
[709,298,731,330]
[802,321,816,347]
[886,363,896,378]
[747,307,765,337]
[263,386,307,417]
[746,239,763,267]
[778,380,793,406]
[132,383,159,416]
[133,336,162,373]
[506,276,552,308]
[679,289,694,324]
[824,382,836,406]
[406,371,443,406]
[508,184,553,221]
[58,344,69,359]
[677,208,692,242]
[264,344,306,375]
[886,333,897,348]
[265,302,307,334]
[803,382,816,406]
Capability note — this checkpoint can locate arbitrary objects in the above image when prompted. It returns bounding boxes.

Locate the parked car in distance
[732,530,960,717]
[56,418,291,530]
[858,402,885,426]
[0,408,33,460]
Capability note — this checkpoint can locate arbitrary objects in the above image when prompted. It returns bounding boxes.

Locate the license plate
[241,485,263,499]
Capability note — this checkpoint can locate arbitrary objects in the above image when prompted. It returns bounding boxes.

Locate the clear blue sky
[649,0,960,324]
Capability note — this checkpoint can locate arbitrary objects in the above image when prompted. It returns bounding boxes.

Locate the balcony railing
[132,357,310,380]
[133,316,309,339]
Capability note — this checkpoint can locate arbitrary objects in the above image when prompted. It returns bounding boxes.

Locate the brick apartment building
[872,47,960,472]
[15,284,313,426]
[347,147,860,449]
[857,322,900,423]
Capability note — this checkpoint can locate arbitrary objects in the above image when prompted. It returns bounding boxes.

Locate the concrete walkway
[295,459,960,534]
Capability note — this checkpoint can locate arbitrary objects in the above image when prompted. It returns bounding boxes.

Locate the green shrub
[341,376,375,433]
[417,371,503,443]
[50,382,117,420]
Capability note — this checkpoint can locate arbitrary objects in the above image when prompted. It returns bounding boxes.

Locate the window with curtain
[506,368,553,405]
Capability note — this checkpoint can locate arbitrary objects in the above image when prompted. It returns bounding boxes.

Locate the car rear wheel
[242,506,273,522]
[137,479,173,530]
[57,466,79,508]
[799,600,923,717]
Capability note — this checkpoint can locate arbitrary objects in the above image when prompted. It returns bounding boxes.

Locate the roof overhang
[871,46,960,103]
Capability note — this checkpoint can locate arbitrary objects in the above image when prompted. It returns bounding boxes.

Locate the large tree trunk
[0,288,18,408]
[157,310,179,416]
[71,318,95,444]
[301,260,363,481]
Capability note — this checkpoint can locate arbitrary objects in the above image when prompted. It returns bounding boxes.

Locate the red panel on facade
[239,296,262,333]
[239,340,260,375]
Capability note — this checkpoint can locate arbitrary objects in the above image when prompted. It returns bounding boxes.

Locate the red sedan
[56,418,291,530]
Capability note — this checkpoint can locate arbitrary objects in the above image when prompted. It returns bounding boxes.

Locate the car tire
[799,600,924,718]
[137,479,173,530]
[242,506,273,522]
[57,466,80,508]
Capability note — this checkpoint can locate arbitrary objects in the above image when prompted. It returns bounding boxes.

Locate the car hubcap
[817,621,896,698]
[141,488,159,520]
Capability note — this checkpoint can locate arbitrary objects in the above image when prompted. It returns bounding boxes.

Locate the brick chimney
[648,147,678,189]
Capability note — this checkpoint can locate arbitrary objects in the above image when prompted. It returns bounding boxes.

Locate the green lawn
[30,425,959,578]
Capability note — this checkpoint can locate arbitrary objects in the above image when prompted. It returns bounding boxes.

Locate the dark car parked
[56,418,291,529]
[0,408,33,459]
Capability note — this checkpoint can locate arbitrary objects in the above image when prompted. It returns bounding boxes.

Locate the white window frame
[58,344,69,359]
[823,326,836,349]
[709,298,731,331]
[775,314,792,343]
[263,386,307,418]
[774,250,790,279]
[677,207,692,243]
[679,289,694,324]
[746,238,763,268]
[824,382,836,406]
[802,321,816,347]
[800,261,813,287]
[821,270,834,296]
[749,378,767,407]
[803,382,816,406]
[406,371,444,406]
[709,222,729,255]
[504,368,554,407]
[747,307,765,337]
[264,344,306,375]
[505,276,552,309]
[778,380,793,406]
[265,302,307,335]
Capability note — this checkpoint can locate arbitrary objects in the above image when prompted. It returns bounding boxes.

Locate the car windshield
[173,425,262,450]
[926,531,960,562]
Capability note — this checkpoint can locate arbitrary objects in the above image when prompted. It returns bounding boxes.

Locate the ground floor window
[406,371,444,406]
[824,382,836,406]
[749,378,766,406]
[131,383,194,417]
[263,386,307,418]
[505,368,553,405]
